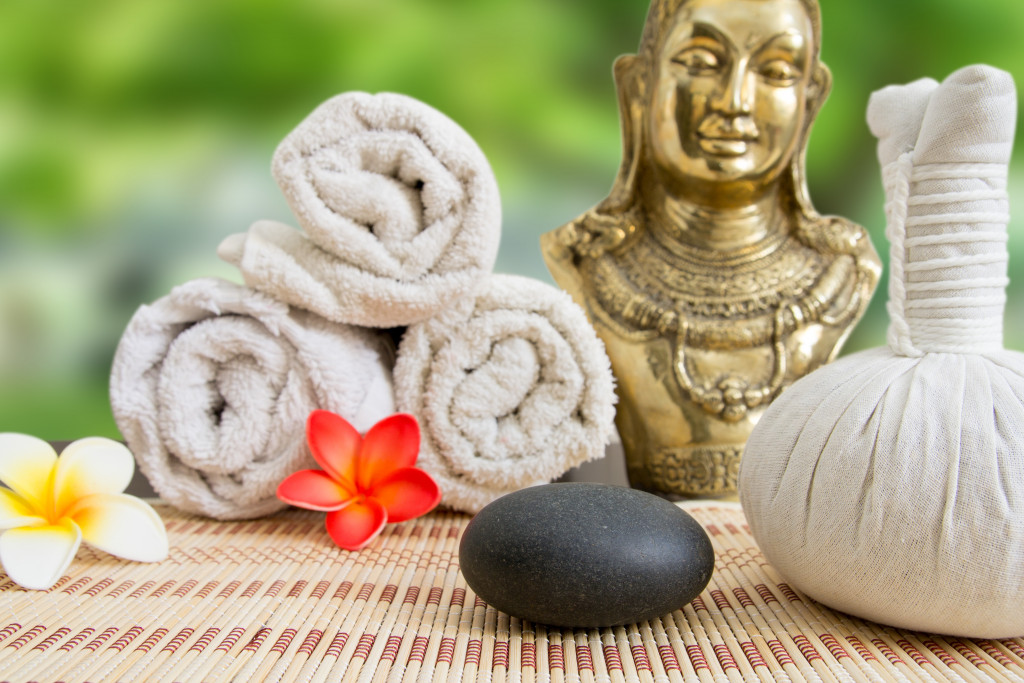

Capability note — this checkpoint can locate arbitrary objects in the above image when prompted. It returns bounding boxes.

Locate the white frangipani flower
[0,434,168,590]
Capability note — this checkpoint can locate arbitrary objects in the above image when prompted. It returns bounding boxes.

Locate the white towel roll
[218,91,501,328]
[110,278,396,520]
[394,274,616,513]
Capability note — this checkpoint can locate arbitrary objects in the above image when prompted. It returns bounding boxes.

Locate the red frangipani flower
[277,411,441,550]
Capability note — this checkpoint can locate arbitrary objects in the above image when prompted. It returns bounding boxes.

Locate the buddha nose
[714,61,755,115]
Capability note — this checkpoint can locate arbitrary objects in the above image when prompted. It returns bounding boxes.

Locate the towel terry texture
[110,278,396,520]
[218,91,502,328]
[110,92,617,522]
[394,274,617,514]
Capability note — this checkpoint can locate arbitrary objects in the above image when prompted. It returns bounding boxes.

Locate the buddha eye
[759,59,800,85]
[672,47,722,75]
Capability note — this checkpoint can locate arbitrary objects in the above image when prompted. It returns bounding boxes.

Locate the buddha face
[648,0,815,189]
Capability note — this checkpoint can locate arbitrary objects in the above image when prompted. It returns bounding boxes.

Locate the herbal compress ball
[739,65,1024,639]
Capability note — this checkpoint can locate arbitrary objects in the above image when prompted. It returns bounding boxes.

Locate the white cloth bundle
[110,278,396,520]
[394,274,616,513]
[739,65,1024,638]
[218,92,502,328]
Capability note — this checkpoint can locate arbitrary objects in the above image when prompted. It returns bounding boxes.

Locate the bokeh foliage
[2,0,1023,439]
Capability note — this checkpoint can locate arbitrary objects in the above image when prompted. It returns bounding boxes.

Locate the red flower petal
[277,470,355,511]
[357,413,420,491]
[371,467,442,523]
[324,499,387,551]
[307,410,360,487]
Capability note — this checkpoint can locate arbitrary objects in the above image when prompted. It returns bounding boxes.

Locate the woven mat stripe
[227,519,410,683]
[711,511,915,683]
[141,518,335,682]
[6,517,279,681]
[3,504,1024,682]
[155,515,334,683]
[268,516,420,683]
[287,517,439,683]
[5,529,195,680]
[703,508,934,683]
[12,516,327,679]
[7,513,325,681]
[703,515,860,683]
[700,506,1024,683]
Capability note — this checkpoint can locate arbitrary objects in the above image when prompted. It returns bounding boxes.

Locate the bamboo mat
[1,503,1023,682]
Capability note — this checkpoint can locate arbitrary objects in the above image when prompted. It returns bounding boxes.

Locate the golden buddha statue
[541,0,880,498]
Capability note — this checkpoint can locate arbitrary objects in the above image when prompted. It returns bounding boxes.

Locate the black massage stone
[458,482,715,628]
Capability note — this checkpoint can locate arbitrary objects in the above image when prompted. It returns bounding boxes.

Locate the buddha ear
[603,55,646,214]
[613,54,645,134]
[613,54,644,98]
[789,61,833,227]
[808,62,833,115]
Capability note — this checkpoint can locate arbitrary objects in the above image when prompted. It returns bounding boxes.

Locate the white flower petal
[0,521,81,591]
[0,434,57,513]
[0,488,47,531]
[53,438,135,515]
[69,493,168,563]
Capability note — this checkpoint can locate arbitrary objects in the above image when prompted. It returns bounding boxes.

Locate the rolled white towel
[218,91,502,328]
[395,274,617,513]
[110,278,396,520]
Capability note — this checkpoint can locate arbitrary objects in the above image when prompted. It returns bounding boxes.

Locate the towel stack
[111,92,616,518]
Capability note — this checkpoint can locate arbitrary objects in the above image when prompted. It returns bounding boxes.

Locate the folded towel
[218,91,502,328]
[110,278,396,520]
[394,274,616,513]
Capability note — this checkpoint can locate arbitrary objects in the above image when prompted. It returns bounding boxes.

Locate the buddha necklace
[583,224,866,420]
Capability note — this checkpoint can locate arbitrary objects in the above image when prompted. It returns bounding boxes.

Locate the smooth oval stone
[459,482,714,628]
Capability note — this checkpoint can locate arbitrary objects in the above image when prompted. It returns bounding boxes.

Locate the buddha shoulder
[795,215,882,281]
[541,208,640,304]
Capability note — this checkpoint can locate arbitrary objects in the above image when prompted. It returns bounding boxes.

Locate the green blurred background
[2,0,1023,440]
